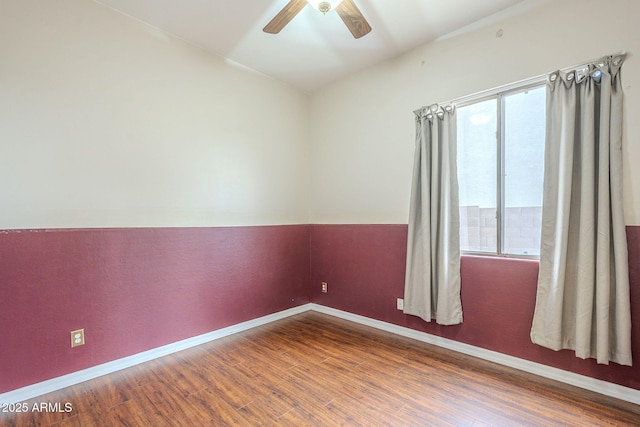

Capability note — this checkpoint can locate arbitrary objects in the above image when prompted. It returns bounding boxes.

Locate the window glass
[457,99,498,253]
[456,85,546,257]
[503,87,546,256]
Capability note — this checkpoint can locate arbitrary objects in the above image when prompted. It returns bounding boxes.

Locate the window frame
[456,81,547,259]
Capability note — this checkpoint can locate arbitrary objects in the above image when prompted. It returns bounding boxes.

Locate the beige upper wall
[0,0,310,228]
[309,0,640,225]
[3,0,639,229]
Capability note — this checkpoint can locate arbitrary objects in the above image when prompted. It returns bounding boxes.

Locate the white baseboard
[0,304,312,404]
[309,304,640,406]
[3,302,639,407]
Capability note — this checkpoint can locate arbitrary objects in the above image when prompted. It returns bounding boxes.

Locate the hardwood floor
[2,311,639,426]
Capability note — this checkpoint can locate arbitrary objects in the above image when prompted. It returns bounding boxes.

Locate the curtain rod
[416,50,628,111]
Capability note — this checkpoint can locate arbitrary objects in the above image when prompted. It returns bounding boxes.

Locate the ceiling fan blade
[263,0,308,34]
[335,0,371,39]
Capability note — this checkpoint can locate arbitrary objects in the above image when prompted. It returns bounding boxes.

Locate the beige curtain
[530,54,632,365]
[404,104,462,325]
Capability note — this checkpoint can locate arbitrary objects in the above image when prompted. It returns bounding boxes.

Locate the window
[457,85,546,257]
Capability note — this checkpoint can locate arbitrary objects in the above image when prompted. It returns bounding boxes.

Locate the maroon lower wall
[0,226,310,394]
[310,224,640,391]
[2,223,638,395]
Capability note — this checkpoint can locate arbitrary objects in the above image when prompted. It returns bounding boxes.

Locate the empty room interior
[1,0,640,425]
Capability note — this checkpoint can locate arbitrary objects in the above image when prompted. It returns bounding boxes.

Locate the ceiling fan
[264,0,372,39]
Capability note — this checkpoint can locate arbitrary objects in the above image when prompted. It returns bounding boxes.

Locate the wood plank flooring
[2,311,639,426]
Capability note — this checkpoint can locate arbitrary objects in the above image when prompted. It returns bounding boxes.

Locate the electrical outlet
[321,282,328,293]
[397,298,404,310]
[71,329,85,348]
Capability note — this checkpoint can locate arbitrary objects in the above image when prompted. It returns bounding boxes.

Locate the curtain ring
[415,106,429,118]
[549,72,558,82]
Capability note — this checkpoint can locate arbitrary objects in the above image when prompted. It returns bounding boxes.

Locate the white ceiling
[95,0,529,92]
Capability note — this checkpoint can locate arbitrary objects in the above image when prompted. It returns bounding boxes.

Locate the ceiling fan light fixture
[307,0,343,14]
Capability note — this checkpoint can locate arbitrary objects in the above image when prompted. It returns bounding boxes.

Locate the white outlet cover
[397,298,404,310]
